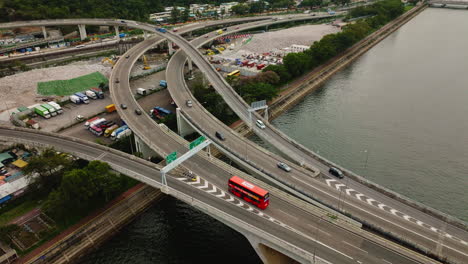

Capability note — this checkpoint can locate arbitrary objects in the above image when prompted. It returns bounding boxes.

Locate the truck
[216,29,224,35]
[85,117,99,128]
[111,125,129,140]
[136,88,147,96]
[34,106,51,119]
[150,106,172,119]
[74,92,90,104]
[105,104,116,113]
[85,90,97,99]
[70,95,81,104]
[41,104,57,117]
[88,118,106,130]
[256,63,266,70]
[327,9,336,15]
[159,80,167,88]
[90,87,105,99]
[157,28,167,33]
[104,124,119,137]
[89,125,103,136]
[116,128,132,140]
[48,101,63,114]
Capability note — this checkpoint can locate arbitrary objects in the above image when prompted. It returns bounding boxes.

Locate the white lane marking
[416,220,424,226]
[94,152,107,160]
[430,227,438,233]
[226,197,235,202]
[198,181,209,189]
[390,209,398,215]
[403,215,412,221]
[325,179,336,186]
[445,234,453,239]
[461,240,468,246]
[175,177,186,181]
[342,241,368,254]
[246,207,254,212]
[382,259,393,264]
[345,188,355,195]
[378,203,386,210]
[291,175,468,254]
[355,193,365,201]
[366,198,376,206]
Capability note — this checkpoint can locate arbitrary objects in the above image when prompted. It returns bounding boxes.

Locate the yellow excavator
[101,57,115,66]
[143,55,151,70]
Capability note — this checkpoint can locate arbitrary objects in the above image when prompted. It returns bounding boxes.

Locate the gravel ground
[0,57,112,113]
[220,24,340,59]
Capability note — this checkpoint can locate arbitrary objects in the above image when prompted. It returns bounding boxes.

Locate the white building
[289,44,309,53]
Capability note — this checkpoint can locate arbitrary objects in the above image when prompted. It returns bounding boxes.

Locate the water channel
[80,8,467,263]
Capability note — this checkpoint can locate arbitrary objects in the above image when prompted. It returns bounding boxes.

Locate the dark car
[223,28,227,31]
[125,55,130,59]
[135,109,142,115]
[215,131,225,141]
[120,104,127,109]
[329,167,344,179]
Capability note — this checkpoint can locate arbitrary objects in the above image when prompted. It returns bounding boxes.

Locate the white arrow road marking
[366,198,376,206]
[335,184,346,190]
[355,193,365,201]
[345,188,355,195]
[403,215,411,221]
[246,207,254,212]
[215,190,226,198]
[226,197,235,202]
[378,203,386,210]
[416,220,424,226]
[206,186,217,193]
[197,181,209,189]
[430,227,438,233]
[445,234,453,238]
[175,177,186,181]
[390,209,398,215]
[325,179,336,186]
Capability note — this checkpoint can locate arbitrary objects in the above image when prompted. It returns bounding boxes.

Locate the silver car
[277,162,291,172]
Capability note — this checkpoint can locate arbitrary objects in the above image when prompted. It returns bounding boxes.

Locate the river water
[80,7,467,263]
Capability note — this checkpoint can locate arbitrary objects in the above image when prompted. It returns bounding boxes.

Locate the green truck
[34,106,51,119]
[41,104,57,116]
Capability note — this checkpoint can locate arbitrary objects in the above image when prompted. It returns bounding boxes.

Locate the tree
[170,6,180,24]
[263,65,291,84]
[250,1,266,13]
[237,82,278,103]
[300,0,323,8]
[283,52,310,77]
[23,148,73,198]
[231,4,249,15]
[181,7,190,22]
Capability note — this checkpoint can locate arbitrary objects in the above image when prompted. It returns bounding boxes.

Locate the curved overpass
[1,17,466,263]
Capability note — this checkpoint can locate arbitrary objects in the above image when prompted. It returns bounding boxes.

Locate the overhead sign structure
[166,151,177,164]
[189,136,206,149]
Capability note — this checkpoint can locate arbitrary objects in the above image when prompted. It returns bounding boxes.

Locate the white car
[256,120,266,129]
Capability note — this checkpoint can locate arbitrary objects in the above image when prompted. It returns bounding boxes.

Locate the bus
[227,70,241,77]
[89,125,103,136]
[228,176,270,209]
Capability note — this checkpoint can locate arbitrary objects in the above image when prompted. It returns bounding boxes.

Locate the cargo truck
[70,95,81,104]
[41,104,57,116]
[159,80,167,88]
[85,90,97,99]
[216,29,224,35]
[116,128,132,140]
[48,102,63,114]
[85,117,99,128]
[88,118,106,130]
[104,124,119,137]
[34,106,51,119]
[90,87,105,99]
[74,92,90,104]
[136,88,147,96]
[150,106,172,119]
[157,28,167,33]
[110,125,128,140]
[105,104,116,113]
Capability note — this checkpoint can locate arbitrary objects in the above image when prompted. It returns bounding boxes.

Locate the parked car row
[84,117,131,140]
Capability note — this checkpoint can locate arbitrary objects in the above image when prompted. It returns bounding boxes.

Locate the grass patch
[0,199,41,225]
[37,71,108,96]
[404,4,414,12]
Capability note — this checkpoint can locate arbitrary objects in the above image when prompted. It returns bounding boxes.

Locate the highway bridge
[1,13,467,264]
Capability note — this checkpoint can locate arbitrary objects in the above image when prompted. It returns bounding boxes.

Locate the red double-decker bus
[228,176,270,209]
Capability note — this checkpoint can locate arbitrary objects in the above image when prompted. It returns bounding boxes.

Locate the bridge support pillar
[114,26,120,40]
[78,24,87,40]
[143,31,148,39]
[134,134,159,160]
[42,26,47,38]
[168,40,175,55]
[245,235,300,264]
[187,57,193,73]
[176,108,196,137]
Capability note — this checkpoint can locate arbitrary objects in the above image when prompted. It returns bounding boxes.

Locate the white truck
[48,101,63,114]
[70,95,81,104]
[88,118,106,129]
[136,88,147,96]
[85,90,98,99]
[116,128,132,140]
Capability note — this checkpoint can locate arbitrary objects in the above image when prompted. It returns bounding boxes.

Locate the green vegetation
[229,71,281,104]
[0,199,41,225]
[37,72,108,96]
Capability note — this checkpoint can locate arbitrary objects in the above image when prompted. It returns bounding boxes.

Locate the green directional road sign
[189,136,206,149]
[166,151,177,164]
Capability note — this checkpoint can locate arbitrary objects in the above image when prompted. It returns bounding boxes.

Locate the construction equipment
[143,55,151,70]
[101,57,115,66]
